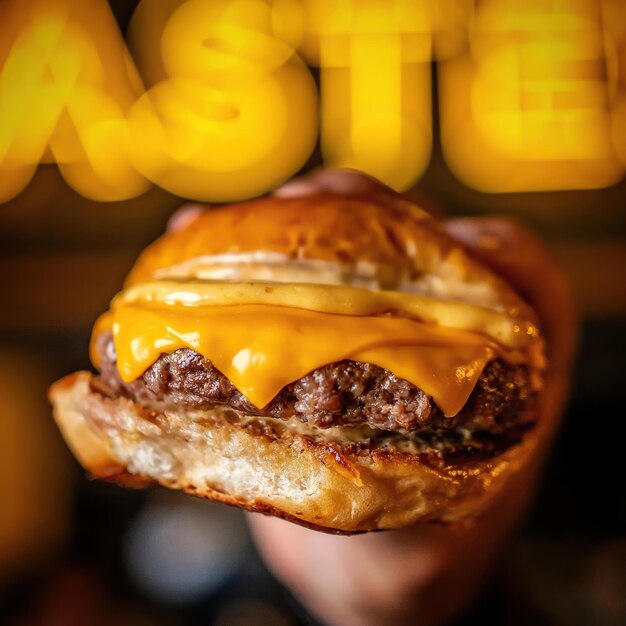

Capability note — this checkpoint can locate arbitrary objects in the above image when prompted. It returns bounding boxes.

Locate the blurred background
[1,1,625,625]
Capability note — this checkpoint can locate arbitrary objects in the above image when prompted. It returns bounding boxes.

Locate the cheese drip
[92,303,527,418]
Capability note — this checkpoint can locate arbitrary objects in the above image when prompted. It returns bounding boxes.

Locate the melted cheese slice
[93,303,527,418]
[118,280,539,349]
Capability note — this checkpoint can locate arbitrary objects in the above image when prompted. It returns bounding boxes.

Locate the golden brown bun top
[127,195,438,284]
[125,193,534,321]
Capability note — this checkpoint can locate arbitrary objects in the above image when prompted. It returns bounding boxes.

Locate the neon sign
[0,0,624,202]
[440,0,624,191]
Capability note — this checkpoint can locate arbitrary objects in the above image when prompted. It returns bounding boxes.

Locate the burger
[49,188,545,533]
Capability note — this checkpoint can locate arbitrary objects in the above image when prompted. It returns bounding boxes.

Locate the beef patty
[94,333,533,435]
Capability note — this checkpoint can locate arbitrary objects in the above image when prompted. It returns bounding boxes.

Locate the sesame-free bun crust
[125,194,536,324]
[50,373,542,533]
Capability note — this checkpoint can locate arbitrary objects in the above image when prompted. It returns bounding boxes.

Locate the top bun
[126,194,534,322]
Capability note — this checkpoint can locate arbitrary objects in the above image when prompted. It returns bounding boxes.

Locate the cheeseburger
[50,189,545,533]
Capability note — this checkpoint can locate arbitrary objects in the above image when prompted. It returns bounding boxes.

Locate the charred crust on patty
[95,332,534,437]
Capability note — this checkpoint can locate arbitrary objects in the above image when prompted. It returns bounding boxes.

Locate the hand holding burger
[250,170,576,626]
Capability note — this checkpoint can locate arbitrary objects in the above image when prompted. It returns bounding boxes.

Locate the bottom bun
[49,372,541,533]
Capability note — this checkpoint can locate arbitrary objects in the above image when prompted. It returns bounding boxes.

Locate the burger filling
[93,332,533,438]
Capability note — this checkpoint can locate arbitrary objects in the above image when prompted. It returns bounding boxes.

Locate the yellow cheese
[92,303,528,418]
[118,280,539,349]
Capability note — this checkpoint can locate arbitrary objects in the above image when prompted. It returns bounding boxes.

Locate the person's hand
[245,169,577,626]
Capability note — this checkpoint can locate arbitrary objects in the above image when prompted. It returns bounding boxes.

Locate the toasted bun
[126,194,535,322]
[50,373,542,533]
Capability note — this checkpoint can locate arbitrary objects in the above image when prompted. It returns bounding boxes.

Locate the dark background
[0,2,625,625]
